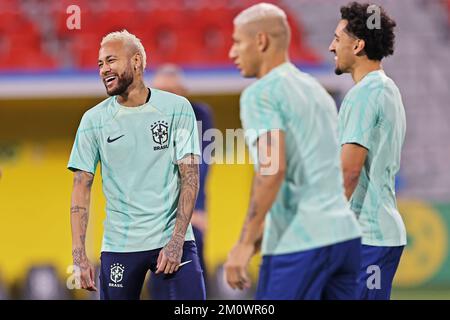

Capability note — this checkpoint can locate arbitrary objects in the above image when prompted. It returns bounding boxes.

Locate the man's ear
[133,53,142,71]
[354,39,366,56]
[257,32,269,52]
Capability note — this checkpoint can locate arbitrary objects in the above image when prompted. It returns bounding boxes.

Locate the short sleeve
[240,86,285,149]
[67,113,100,174]
[173,99,201,162]
[339,88,382,150]
[240,85,285,171]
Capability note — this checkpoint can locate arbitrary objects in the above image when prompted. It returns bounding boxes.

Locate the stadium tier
[0,0,320,71]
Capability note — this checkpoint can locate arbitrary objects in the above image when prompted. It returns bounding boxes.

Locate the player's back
[240,62,361,255]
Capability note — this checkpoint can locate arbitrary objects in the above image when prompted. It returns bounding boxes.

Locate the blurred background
[0,0,449,300]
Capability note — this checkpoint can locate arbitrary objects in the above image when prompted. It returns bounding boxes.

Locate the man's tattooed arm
[164,155,200,261]
[70,170,94,269]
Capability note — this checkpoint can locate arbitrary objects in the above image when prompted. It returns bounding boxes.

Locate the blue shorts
[99,241,206,300]
[357,245,404,300]
[147,227,208,299]
[256,238,361,300]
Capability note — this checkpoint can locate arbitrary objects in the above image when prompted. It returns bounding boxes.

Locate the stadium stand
[0,0,320,70]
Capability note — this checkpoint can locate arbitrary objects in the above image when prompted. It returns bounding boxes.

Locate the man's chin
[105,86,121,96]
[240,69,255,79]
[334,68,344,75]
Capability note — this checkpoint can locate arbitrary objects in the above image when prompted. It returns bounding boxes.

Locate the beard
[334,67,343,75]
[105,68,134,96]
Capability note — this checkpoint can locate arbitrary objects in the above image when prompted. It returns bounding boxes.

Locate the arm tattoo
[72,247,88,271]
[71,206,89,246]
[175,155,199,237]
[164,234,185,260]
[70,206,87,214]
[164,155,199,260]
[71,170,93,264]
[73,170,94,188]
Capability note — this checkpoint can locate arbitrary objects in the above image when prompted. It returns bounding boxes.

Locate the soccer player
[147,64,214,297]
[68,30,205,300]
[329,2,406,300]
[224,3,362,300]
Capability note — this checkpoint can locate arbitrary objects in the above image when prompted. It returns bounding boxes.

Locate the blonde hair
[101,29,147,70]
[233,2,287,26]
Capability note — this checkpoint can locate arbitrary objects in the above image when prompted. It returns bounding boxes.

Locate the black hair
[340,2,397,60]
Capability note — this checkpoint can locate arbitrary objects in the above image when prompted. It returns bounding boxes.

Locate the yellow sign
[394,200,448,287]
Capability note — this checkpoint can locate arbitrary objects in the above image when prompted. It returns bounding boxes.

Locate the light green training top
[338,70,407,247]
[68,88,200,252]
[240,62,361,256]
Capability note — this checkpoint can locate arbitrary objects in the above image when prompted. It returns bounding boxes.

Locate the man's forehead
[233,24,245,37]
[335,19,348,34]
[99,40,127,56]
[235,22,259,36]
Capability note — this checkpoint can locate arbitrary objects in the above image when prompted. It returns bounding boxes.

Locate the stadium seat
[69,33,104,69]
[139,9,188,65]
[0,1,321,70]
[0,0,20,13]
[186,8,236,65]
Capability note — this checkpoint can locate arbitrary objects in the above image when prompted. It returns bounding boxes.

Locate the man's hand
[72,248,97,291]
[156,235,184,274]
[224,243,256,290]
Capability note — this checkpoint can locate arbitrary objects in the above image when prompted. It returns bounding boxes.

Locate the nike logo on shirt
[107,135,125,143]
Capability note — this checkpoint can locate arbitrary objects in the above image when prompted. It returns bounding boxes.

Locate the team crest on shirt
[109,263,124,287]
[151,120,169,150]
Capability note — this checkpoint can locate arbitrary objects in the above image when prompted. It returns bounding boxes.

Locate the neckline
[260,61,292,80]
[359,69,384,83]
[114,88,152,111]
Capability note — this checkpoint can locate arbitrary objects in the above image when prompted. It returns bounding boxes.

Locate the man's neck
[350,59,382,84]
[257,53,289,79]
[117,81,148,107]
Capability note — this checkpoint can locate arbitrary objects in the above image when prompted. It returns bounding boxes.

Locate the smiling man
[224,3,361,300]
[329,2,406,300]
[67,30,205,300]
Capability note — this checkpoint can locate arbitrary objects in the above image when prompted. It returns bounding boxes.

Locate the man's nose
[229,47,236,60]
[328,40,335,52]
[100,64,111,76]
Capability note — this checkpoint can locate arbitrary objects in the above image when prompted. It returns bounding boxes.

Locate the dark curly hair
[340,2,396,61]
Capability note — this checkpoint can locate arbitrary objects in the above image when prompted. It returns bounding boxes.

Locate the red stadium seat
[0,49,57,70]
[0,0,20,12]
[0,1,321,71]
[185,8,236,65]
[138,9,189,65]
[69,33,104,69]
